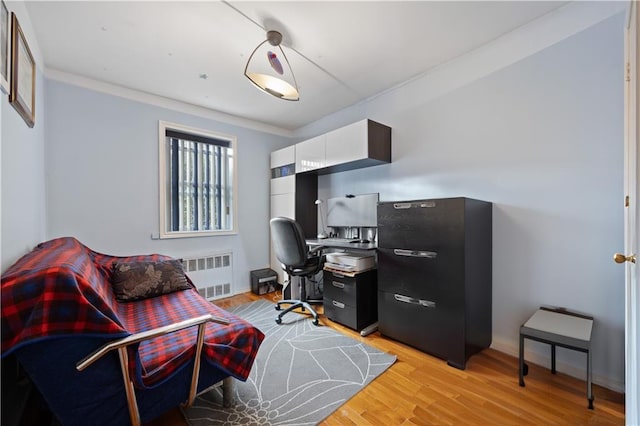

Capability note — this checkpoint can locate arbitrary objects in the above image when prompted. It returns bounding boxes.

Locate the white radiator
[181,252,233,300]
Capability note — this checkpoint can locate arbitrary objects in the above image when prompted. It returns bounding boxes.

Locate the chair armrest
[308,245,325,256]
[76,314,229,371]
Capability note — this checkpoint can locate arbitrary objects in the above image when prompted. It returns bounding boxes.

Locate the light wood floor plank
[146,292,625,425]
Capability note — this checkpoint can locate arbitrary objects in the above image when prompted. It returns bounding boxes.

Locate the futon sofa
[1,237,264,425]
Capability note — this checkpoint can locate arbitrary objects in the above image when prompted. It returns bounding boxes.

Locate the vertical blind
[166,129,233,232]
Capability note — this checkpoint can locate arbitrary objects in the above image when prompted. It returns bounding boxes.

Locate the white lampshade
[244,31,299,101]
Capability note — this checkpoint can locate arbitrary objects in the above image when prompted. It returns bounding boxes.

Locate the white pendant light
[244,30,300,101]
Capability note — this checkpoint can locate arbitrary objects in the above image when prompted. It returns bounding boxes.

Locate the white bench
[519,307,594,409]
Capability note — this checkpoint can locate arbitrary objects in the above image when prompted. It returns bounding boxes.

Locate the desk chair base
[275,300,319,326]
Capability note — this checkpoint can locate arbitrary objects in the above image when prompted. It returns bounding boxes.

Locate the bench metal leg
[222,377,235,408]
[184,322,207,408]
[587,349,594,409]
[519,333,525,387]
[117,347,141,426]
[520,333,593,410]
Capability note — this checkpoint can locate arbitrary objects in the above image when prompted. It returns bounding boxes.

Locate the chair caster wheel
[312,319,319,326]
[275,317,282,324]
[275,305,282,311]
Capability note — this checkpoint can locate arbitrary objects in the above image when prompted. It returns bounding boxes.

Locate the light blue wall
[1,24,46,272]
[306,13,625,389]
[44,80,290,292]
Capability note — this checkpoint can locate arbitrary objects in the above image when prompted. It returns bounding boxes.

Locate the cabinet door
[270,145,295,169]
[325,119,368,167]
[324,299,359,329]
[270,175,295,195]
[323,271,358,305]
[270,192,295,219]
[295,135,326,172]
[377,247,463,303]
[377,198,465,250]
[378,290,465,367]
[270,192,295,284]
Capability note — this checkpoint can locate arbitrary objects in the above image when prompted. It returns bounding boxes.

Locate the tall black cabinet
[377,197,492,369]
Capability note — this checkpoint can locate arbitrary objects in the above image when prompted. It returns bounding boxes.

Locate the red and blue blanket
[1,237,264,388]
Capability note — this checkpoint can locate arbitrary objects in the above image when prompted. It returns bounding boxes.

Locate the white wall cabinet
[269,191,295,284]
[270,175,295,195]
[325,119,369,167]
[295,135,326,173]
[295,119,390,175]
[270,146,297,284]
[270,145,295,169]
[269,146,296,224]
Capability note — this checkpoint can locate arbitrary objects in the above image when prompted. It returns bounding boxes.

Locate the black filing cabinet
[323,269,377,331]
[377,197,492,369]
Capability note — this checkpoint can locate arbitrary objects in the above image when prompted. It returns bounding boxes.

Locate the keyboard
[319,238,372,244]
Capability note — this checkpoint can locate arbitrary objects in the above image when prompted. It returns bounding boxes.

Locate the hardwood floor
[149,291,625,425]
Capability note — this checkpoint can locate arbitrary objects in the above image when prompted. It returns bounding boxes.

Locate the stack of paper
[325,253,375,273]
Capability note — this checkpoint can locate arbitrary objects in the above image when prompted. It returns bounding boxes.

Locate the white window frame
[158,120,238,239]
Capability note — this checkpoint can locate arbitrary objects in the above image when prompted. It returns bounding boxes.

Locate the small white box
[325,253,375,272]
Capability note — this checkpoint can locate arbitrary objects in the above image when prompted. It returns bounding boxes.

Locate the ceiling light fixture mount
[244,30,300,101]
[266,30,282,46]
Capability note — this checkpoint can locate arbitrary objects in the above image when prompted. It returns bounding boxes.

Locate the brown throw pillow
[111,259,191,301]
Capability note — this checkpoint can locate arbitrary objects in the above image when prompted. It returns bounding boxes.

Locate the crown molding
[44,68,294,138]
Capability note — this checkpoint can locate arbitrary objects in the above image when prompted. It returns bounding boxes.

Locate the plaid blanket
[1,237,264,388]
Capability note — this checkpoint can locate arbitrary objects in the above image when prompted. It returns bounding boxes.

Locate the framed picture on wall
[0,1,9,93]
[9,12,35,127]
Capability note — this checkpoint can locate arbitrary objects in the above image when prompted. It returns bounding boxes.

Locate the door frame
[624,1,639,424]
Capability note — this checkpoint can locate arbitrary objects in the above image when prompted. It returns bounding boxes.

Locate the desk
[306,238,377,251]
[307,238,379,336]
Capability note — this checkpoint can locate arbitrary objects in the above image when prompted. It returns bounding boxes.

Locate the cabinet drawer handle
[393,249,437,259]
[332,281,345,289]
[393,203,412,209]
[394,294,436,308]
[393,201,436,209]
[419,300,437,308]
[332,272,345,278]
[394,294,418,304]
[332,300,345,309]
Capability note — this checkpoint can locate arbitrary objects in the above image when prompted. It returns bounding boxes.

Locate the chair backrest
[270,217,308,269]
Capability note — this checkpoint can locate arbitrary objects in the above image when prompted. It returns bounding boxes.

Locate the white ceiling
[25,1,568,131]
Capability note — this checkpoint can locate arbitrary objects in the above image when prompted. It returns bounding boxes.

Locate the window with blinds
[159,121,237,238]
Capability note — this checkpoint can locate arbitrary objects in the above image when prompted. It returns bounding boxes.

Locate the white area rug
[183,299,396,425]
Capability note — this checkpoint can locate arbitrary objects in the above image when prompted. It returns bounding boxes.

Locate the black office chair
[270,217,325,326]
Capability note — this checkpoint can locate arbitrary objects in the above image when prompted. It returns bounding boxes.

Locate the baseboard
[490,337,625,394]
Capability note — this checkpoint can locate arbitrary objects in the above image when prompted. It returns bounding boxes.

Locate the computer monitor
[326,193,379,227]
